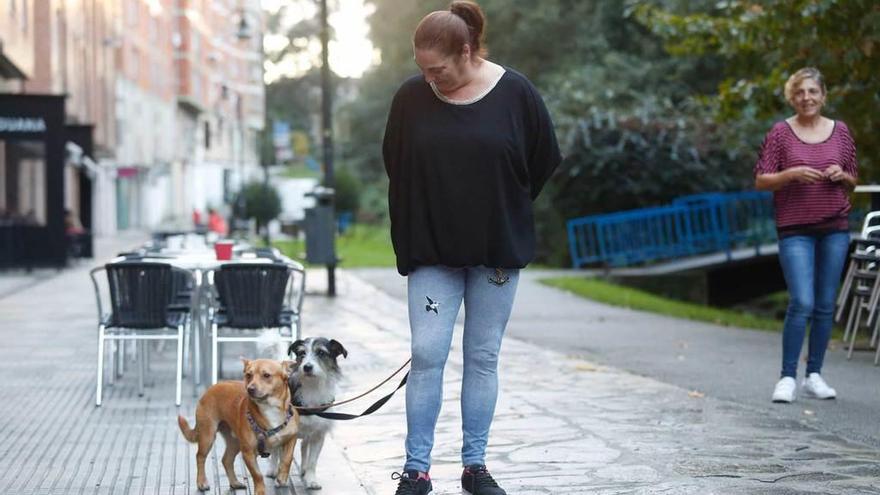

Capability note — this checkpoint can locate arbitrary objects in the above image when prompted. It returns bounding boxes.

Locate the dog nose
[303,363,313,373]
[247,386,257,396]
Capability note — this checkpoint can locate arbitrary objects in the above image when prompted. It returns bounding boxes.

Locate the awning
[65,141,99,179]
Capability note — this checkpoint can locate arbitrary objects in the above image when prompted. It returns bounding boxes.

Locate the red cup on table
[214,240,234,260]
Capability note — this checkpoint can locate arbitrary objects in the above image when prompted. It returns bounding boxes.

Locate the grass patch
[278,163,321,179]
[274,223,396,268]
[541,276,784,331]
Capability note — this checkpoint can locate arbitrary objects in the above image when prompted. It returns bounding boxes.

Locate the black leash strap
[307,371,409,421]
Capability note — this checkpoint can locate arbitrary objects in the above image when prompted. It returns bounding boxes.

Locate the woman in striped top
[754,67,858,404]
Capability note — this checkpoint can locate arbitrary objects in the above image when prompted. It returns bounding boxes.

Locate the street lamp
[230,3,260,236]
[318,0,337,296]
[236,10,254,40]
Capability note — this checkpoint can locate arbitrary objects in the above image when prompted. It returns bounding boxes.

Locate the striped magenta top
[754,120,858,234]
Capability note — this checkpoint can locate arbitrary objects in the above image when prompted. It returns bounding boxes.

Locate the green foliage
[541,276,783,331]
[274,224,396,268]
[553,104,751,218]
[260,71,324,167]
[337,0,755,266]
[632,0,880,179]
[235,182,282,228]
[279,163,321,179]
[338,1,445,183]
[532,182,569,266]
[333,167,361,215]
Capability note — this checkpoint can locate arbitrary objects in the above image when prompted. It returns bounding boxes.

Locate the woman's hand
[824,164,846,182]
[823,163,857,190]
[786,166,825,184]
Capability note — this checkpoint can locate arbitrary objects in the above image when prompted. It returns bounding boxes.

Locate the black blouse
[382,68,562,276]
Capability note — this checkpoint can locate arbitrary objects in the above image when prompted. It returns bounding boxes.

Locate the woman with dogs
[754,67,858,403]
[382,2,561,494]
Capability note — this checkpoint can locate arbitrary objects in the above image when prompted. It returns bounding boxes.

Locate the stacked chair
[834,213,880,364]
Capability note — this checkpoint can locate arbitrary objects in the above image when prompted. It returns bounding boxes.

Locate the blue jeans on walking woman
[777,231,850,379]
[404,265,519,473]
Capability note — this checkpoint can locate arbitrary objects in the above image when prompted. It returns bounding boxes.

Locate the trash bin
[304,186,337,264]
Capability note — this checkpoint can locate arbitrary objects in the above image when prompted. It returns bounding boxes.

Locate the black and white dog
[285,337,348,490]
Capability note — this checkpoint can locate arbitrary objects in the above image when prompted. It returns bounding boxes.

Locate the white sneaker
[772,377,797,403]
[801,373,837,399]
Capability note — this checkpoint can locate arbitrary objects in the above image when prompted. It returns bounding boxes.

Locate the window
[150,17,158,43]
[0,139,48,227]
[127,0,138,27]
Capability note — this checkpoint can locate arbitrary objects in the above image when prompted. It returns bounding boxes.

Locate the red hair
[413,1,487,58]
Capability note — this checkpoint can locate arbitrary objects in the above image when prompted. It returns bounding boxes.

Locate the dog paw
[274,475,289,487]
[304,479,322,490]
[197,483,211,491]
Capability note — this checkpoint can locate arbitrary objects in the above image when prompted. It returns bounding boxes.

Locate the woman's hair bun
[449,1,486,54]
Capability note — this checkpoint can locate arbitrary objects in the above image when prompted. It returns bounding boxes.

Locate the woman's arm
[755,167,824,191]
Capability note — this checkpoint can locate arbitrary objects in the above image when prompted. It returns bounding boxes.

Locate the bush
[334,167,361,216]
[234,182,282,240]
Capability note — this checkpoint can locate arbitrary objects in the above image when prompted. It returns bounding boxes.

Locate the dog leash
[293,358,411,421]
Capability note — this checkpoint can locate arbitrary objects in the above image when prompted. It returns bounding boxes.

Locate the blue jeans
[404,265,519,472]
[777,231,850,378]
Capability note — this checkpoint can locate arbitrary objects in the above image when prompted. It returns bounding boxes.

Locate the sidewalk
[0,235,366,495]
[0,243,878,494]
[318,271,880,495]
[0,231,148,298]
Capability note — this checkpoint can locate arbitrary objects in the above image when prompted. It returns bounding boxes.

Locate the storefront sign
[0,116,47,133]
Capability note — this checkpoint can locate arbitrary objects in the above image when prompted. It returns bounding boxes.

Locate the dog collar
[292,394,334,416]
[247,404,295,458]
[291,382,335,416]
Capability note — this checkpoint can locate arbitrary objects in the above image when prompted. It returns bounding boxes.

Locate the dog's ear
[241,357,251,371]
[281,360,297,377]
[328,339,348,359]
[288,340,305,358]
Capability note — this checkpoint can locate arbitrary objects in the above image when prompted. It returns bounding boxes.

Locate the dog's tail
[177,415,198,443]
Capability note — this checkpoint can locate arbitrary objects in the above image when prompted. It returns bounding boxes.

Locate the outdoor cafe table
[132,250,284,389]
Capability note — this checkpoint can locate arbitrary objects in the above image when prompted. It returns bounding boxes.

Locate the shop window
[0,139,48,226]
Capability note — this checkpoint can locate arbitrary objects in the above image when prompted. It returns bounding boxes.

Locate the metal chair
[207,260,305,384]
[90,261,194,406]
[860,211,880,238]
[106,252,197,380]
[836,237,880,318]
[840,260,880,359]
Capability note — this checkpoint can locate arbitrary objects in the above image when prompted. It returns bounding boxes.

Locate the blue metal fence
[566,191,777,268]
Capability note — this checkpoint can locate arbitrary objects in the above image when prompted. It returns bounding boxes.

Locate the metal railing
[567,191,776,268]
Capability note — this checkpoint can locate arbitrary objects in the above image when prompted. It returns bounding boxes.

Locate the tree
[340,0,748,264]
[632,0,880,180]
[338,0,445,184]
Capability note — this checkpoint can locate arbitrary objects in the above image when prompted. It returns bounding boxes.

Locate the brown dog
[178,359,299,494]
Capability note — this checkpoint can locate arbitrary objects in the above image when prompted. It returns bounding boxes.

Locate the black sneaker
[462,465,506,495]
[392,470,433,495]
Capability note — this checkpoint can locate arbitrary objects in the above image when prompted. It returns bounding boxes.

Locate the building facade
[176,0,265,223]
[0,0,265,267]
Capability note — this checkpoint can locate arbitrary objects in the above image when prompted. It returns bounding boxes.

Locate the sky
[261,0,379,83]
